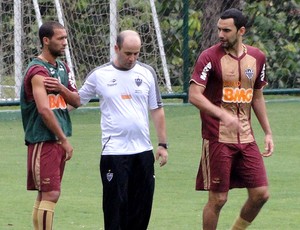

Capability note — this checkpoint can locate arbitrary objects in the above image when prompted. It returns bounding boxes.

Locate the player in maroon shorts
[189,8,274,230]
[20,21,80,229]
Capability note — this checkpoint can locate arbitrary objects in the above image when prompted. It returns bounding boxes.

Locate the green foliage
[156,0,300,89]
[156,2,202,85]
[2,0,299,97]
[244,0,300,89]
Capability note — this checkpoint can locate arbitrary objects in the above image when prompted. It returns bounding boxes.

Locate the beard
[220,37,238,49]
[49,46,65,57]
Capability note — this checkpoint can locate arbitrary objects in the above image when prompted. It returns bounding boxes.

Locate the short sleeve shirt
[190,44,268,144]
[79,61,163,155]
[20,58,77,143]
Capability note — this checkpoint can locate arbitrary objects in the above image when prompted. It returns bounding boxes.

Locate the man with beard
[189,8,274,230]
[20,21,80,229]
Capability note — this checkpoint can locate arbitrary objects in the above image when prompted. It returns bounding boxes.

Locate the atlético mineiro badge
[245,68,254,79]
[135,77,142,87]
[106,170,113,182]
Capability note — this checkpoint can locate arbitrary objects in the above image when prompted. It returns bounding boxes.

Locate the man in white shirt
[78,30,168,230]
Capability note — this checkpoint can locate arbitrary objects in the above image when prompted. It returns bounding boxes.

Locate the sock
[32,200,40,230]
[38,200,56,230]
[231,216,251,230]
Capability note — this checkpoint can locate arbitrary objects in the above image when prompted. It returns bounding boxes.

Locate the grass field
[1,97,300,229]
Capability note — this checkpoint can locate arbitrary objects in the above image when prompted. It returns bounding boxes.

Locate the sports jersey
[190,43,268,144]
[20,58,77,144]
[79,61,163,155]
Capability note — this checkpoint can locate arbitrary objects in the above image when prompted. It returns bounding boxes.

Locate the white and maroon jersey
[190,43,268,144]
[79,61,163,155]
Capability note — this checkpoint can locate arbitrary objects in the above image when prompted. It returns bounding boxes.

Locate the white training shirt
[79,61,163,155]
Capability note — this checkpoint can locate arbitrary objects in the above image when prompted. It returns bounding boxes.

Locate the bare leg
[41,191,60,203]
[240,186,269,222]
[203,191,228,230]
[231,186,269,230]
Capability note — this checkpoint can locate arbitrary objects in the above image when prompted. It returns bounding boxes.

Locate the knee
[259,190,270,205]
[251,187,270,206]
[215,195,228,208]
[209,193,228,211]
[42,191,61,203]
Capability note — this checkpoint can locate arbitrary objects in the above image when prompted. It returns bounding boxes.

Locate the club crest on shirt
[59,64,65,71]
[106,170,113,182]
[245,68,254,80]
[49,67,56,76]
[135,77,142,87]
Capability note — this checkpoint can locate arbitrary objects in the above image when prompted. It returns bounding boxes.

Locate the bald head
[114,30,141,69]
[116,30,141,49]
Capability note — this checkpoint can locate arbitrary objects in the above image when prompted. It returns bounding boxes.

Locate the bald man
[77,30,168,230]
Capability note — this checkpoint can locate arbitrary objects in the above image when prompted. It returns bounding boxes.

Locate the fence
[0,0,299,105]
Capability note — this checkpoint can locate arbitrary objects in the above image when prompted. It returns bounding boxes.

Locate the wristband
[158,143,168,149]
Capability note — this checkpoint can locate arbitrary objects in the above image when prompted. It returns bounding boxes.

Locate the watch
[158,143,168,149]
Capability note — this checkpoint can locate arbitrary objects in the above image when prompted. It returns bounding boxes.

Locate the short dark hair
[39,21,64,47]
[220,8,248,30]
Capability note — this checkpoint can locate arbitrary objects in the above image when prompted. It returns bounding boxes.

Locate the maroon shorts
[196,139,268,192]
[27,141,67,192]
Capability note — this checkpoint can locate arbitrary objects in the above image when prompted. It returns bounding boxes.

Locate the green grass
[1,99,300,229]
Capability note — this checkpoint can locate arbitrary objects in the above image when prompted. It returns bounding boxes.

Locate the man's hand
[59,138,73,161]
[156,147,168,167]
[261,134,274,157]
[221,110,242,133]
[44,77,62,93]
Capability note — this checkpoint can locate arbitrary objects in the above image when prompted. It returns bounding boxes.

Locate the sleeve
[146,66,163,110]
[190,50,213,87]
[62,62,77,92]
[28,65,49,79]
[23,65,49,101]
[78,72,97,105]
[254,51,268,90]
